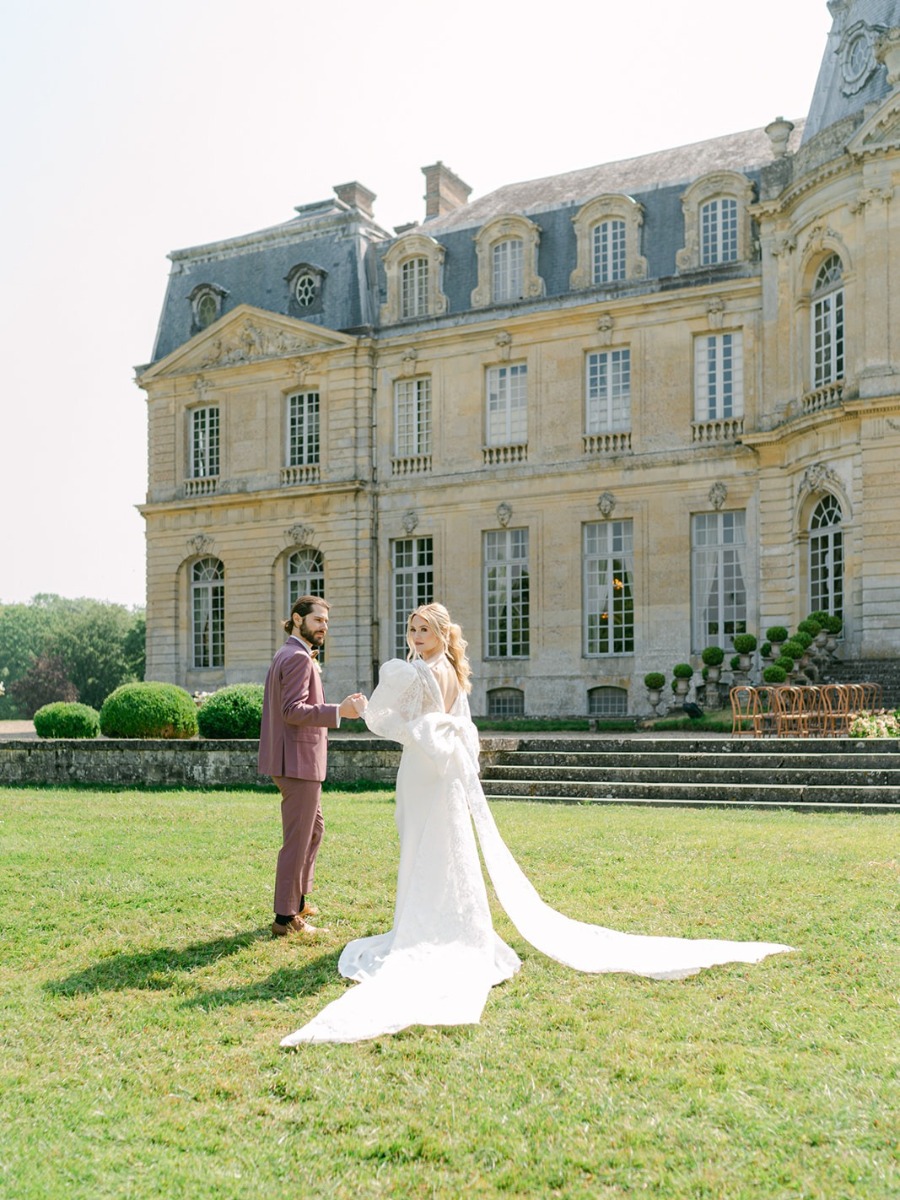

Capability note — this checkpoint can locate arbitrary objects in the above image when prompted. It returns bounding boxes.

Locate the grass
[0,787,897,1199]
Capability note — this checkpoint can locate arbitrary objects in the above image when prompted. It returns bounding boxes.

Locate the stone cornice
[138,477,367,517]
[168,211,389,268]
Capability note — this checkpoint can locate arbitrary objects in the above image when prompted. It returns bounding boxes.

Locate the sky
[0,0,833,611]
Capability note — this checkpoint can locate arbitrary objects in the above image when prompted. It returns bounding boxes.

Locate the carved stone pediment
[847,93,900,160]
[138,305,358,383]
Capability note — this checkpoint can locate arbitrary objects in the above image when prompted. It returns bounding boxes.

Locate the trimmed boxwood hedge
[99,682,198,739]
[197,684,264,739]
[33,702,101,739]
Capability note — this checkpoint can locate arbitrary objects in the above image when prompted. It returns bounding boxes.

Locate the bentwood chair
[730,685,759,737]
[772,685,809,737]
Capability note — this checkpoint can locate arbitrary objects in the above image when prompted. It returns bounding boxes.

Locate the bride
[281,604,792,1046]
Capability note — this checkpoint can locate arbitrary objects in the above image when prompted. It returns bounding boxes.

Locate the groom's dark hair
[284,595,330,634]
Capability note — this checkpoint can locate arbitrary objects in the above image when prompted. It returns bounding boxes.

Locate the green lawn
[1,787,896,1199]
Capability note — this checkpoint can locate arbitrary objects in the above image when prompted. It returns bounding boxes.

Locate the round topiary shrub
[644,672,665,690]
[793,631,814,650]
[762,665,788,684]
[760,642,772,659]
[100,682,198,739]
[700,646,725,667]
[673,663,694,679]
[766,626,789,644]
[780,640,805,662]
[730,654,743,671]
[823,614,843,635]
[197,684,265,739]
[732,633,757,654]
[33,701,100,739]
[797,619,821,638]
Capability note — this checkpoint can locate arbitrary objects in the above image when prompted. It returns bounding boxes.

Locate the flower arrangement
[848,710,900,739]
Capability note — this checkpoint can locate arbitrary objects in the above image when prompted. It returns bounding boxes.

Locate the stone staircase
[824,658,900,709]
[479,736,900,813]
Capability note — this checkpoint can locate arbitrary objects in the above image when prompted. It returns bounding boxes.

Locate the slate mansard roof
[151,122,811,366]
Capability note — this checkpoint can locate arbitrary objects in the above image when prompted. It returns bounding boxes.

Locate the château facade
[137,1,900,717]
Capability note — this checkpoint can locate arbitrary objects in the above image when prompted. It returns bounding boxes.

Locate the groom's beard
[299,620,326,649]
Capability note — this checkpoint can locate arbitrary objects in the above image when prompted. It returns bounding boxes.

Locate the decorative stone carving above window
[471,215,544,308]
[597,491,617,518]
[187,533,215,556]
[676,172,755,272]
[381,233,448,324]
[285,523,315,546]
[402,510,419,534]
[570,194,647,289]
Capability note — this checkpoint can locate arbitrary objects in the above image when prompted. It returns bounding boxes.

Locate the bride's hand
[352,693,368,716]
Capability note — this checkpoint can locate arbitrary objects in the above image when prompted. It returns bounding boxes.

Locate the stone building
[137,0,900,717]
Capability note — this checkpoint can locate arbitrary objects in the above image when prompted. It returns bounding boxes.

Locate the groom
[258,595,362,937]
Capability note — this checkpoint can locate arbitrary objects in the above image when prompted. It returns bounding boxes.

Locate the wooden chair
[772,685,809,737]
[819,684,849,737]
[752,685,779,737]
[861,682,883,710]
[798,686,826,737]
[730,685,759,737]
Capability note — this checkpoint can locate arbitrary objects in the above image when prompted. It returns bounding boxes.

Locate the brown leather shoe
[299,901,319,917]
[271,914,314,937]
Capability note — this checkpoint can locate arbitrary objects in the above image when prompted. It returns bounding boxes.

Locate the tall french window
[583,521,634,655]
[192,557,224,668]
[484,528,530,658]
[392,538,434,659]
[691,511,747,650]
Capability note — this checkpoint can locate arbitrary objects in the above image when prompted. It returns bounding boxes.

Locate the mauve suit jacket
[258,637,340,781]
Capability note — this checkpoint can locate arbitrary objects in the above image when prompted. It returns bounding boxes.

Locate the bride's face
[409,617,441,659]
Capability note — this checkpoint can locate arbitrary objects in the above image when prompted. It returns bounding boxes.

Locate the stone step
[480,779,900,807]
[510,737,899,756]
[481,791,895,814]
[496,751,900,771]
[481,764,900,786]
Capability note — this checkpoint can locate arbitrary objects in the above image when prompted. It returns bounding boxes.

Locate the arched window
[192,557,224,668]
[196,292,219,329]
[700,197,738,265]
[492,238,524,302]
[400,257,429,319]
[587,686,628,717]
[809,495,843,619]
[287,548,325,607]
[592,219,626,283]
[811,255,844,389]
[487,687,524,718]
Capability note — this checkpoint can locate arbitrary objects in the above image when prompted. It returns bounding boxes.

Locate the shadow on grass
[179,949,345,1009]
[46,929,271,996]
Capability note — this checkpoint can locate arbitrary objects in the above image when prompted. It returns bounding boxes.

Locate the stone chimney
[421,162,472,219]
[333,181,376,218]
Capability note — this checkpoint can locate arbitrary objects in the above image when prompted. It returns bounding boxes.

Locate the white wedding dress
[281,658,793,1046]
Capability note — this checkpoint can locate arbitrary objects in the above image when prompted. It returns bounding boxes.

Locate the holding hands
[339,693,367,719]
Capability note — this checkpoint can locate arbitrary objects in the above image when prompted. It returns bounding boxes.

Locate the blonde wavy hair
[406,603,472,693]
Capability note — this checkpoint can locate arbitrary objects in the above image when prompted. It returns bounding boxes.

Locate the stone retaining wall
[0,735,520,789]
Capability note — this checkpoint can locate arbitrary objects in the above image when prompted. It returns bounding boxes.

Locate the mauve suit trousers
[258,637,340,916]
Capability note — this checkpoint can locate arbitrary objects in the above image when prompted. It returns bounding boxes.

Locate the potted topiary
[798,618,825,649]
[780,639,805,667]
[760,641,772,661]
[700,645,725,683]
[762,664,788,685]
[732,633,757,672]
[643,672,665,711]
[822,613,842,652]
[765,626,789,658]
[672,662,693,697]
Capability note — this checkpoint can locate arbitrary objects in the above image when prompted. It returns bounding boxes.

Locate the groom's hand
[339,694,366,719]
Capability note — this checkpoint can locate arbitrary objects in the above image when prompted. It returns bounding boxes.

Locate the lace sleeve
[362,660,426,745]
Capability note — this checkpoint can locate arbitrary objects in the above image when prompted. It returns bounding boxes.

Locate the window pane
[701,198,738,265]
[401,257,428,318]
[586,349,631,433]
[484,529,530,657]
[592,219,626,283]
[694,333,743,420]
[191,557,224,668]
[287,393,320,466]
[392,537,434,658]
[395,378,432,457]
[191,407,219,478]
[691,511,747,650]
[809,496,843,619]
[583,521,634,655]
[492,239,523,302]
[486,364,527,446]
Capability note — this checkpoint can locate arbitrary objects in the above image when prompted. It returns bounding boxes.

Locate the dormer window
[381,234,448,324]
[472,215,543,309]
[570,195,647,290]
[676,172,755,272]
[286,264,325,316]
[188,284,226,334]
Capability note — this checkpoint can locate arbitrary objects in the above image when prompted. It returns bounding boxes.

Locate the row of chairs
[729,683,884,738]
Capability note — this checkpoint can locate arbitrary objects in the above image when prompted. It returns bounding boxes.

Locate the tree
[8,654,78,718]
[0,603,54,717]
[47,601,138,711]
